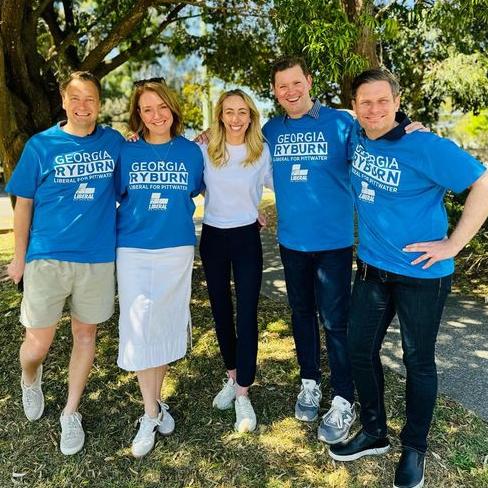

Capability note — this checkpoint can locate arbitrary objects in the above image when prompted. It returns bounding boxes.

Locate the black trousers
[199,222,263,387]
[348,259,451,452]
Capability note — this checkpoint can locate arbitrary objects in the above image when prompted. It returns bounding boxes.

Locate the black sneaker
[328,429,390,461]
[393,447,425,488]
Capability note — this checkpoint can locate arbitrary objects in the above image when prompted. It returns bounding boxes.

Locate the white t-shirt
[201,142,273,228]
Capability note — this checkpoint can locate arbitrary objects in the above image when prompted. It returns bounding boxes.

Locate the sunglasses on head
[133,77,166,87]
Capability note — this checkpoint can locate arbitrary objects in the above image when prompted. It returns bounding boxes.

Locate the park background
[0,1,487,487]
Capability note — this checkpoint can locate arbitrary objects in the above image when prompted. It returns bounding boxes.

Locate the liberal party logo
[74,183,95,200]
[290,164,308,182]
[358,181,375,203]
[148,193,169,210]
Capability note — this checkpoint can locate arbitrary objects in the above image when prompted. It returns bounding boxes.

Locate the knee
[403,352,436,376]
[72,326,97,346]
[22,337,51,360]
[22,330,54,359]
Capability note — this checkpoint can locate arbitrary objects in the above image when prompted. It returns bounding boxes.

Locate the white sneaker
[60,411,85,455]
[131,413,161,458]
[157,402,175,436]
[21,364,44,421]
[213,377,236,410]
[295,379,322,422]
[318,395,356,444]
[234,395,257,433]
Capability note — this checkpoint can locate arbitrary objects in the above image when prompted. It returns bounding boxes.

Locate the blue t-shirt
[116,136,204,249]
[263,106,354,251]
[349,120,486,278]
[6,123,123,263]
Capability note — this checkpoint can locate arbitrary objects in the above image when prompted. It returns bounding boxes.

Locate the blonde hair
[128,81,183,139]
[207,89,263,168]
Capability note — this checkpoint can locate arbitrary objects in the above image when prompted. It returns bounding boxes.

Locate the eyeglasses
[133,77,166,87]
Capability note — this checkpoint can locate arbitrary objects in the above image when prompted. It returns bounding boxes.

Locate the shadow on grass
[0,260,487,487]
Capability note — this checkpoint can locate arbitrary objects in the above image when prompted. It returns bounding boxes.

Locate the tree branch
[62,0,74,28]
[33,0,54,20]
[93,4,189,79]
[80,0,204,72]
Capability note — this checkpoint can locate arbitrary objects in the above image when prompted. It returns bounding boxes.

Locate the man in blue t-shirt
[262,57,357,444]
[328,69,488,488]
[6,71,123,456]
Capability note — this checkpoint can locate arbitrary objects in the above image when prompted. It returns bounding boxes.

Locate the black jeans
[199,222,263,387]
[279,244,354,404]
[348,259,451,452]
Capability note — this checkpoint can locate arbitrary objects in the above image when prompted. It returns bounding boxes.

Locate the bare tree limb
[62,0,75,28]
[80,0,204,72]
[93,4,189,79]
[33,0,54,19]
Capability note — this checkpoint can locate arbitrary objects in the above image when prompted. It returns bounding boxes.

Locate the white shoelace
[324,398,351,428]
[236,397,254,417]
[62,414,83,440]
[299,386,321,407]
[135,415,160,439]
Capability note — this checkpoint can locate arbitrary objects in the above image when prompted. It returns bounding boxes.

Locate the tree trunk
[340,0,379,108]
[0,1,61,183]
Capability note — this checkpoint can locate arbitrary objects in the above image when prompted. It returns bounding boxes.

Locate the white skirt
[116,246,194,371]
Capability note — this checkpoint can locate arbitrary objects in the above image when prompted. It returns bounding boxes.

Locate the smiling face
[273,64,314,119]
[352,80,400,140]
[61,79,100,135]
[220,95,251,144]
[138,90,174,143]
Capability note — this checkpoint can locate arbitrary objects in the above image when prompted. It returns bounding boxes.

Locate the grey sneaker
[318,395,356,444]
[132,412,161,458]
[212,377,236,410]
[157,402,175,436]
[295,379,322,422]
[21,364,44,421]
[60,411,85,455]
[234,395,257,433]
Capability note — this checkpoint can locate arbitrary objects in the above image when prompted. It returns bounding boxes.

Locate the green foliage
[270,0,372,105]
[380,1,488,123]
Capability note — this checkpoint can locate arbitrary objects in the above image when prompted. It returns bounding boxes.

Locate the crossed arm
[404,170,488,269]
[7,197,33,283]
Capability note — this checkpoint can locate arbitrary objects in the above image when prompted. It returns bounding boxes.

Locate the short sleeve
[5,140,41,198]
[420,135,486,193]
[190,146,205,197]
[262,144,274,191]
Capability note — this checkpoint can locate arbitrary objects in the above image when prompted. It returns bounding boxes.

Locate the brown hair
[59,71,102,98]
[128,81,183,138]
[351,69,401,100]
[271,56,311,86]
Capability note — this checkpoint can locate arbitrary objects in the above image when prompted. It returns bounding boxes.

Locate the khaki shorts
[20,260,115,328]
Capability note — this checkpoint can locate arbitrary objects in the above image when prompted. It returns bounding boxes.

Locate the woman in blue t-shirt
[199,89,272,433]
[115,79,203,457]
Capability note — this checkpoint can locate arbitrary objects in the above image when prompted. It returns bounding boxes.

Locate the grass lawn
[1,221,487,487]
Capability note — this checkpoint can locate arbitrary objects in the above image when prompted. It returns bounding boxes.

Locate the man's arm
[7,197,33,283]
[403,170,488,269]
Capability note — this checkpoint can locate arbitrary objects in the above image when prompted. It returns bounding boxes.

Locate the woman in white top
[199,89,272,432]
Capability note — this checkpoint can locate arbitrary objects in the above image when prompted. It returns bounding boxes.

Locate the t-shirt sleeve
[190,149,205,198]
[5,140,41,198]
[420,136,486,193]
[262,120,270,141]
[114,157,124,203]
[262,144,274,191]
[346,122,360,164]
